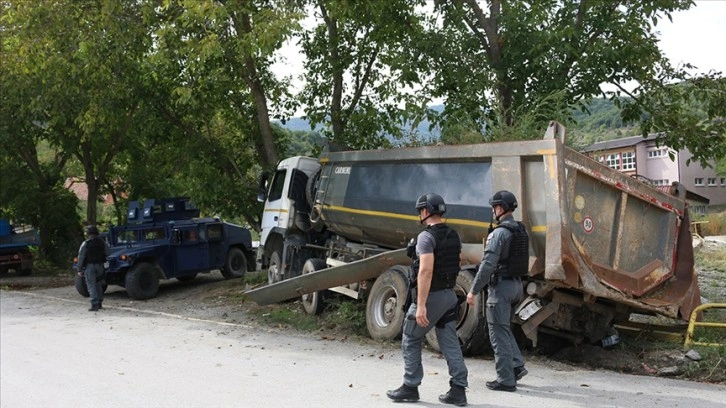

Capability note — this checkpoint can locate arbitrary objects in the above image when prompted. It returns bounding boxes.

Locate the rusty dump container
[306,122,701,322]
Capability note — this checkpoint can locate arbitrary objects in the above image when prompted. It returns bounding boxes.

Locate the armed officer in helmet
[77,225,110,312]
[467,190,529,392]
[387,193,468,406]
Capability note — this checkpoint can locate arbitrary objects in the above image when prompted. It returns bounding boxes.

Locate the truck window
[207,224,223,241]
[143,228,166,241]
[184,229,198,242]
[268,169,287,202]
[117,230,137,244]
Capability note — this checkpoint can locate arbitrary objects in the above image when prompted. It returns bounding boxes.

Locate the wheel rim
[371,286,398,328]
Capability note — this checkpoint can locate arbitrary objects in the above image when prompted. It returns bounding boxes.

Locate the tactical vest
[85,237,106,265]
[494,222,529,277]
[427,224,462,291]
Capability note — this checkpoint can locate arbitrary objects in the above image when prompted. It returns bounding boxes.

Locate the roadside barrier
[684,303,726,348]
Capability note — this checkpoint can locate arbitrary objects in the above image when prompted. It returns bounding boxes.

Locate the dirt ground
[2,237,724,385]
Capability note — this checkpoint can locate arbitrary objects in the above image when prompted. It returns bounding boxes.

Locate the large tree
[298,0,432,149]
[2,0,155,225]
[421,0,724,164]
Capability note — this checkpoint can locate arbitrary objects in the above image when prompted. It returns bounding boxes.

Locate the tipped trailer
[247,122,701,354]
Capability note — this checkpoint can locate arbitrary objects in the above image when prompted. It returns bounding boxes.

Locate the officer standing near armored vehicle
[467,190,529,392]
[77,225,109,312]
[387,193,468,406]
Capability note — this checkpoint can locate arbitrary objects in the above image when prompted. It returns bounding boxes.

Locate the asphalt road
[2,290,725,408]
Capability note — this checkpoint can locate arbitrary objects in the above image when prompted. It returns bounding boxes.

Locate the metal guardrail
[684,303,726,348]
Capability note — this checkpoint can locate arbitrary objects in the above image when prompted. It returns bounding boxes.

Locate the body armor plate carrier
[494,222,529,277]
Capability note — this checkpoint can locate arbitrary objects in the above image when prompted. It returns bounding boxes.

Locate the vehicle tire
[222,247,247,279]
[305,167,322,208]
[268,249,283,284]
[301,258,327,315]
[176,273,198,282]
[125,263,160,300]
[425,269,490,356]
[366,265,408,340]
[74,274,90,297]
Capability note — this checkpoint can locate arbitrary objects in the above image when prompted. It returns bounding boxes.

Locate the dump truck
[247,122,701,355]
[0,219,39,276]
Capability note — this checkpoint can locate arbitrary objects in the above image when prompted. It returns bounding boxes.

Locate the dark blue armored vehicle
[74,197,255,300]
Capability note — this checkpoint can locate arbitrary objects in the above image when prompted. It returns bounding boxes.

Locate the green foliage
[322,297,368,337]
[298,0,429,149]
[620,74,726,167]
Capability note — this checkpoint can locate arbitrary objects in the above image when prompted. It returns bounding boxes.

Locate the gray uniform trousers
[84,263,105,308]
[401,289,468,388]
[486,278,524,386]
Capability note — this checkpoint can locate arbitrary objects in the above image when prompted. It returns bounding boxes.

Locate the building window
[721,178,726,186]
[652,179,669,186]
[695,178,704,186]
[621,151,635,170]
[647,148,668,158]
[605,153,620,170]
[708,178,717,186]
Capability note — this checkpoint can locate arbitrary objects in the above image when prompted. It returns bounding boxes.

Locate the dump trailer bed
[247,122,700,346]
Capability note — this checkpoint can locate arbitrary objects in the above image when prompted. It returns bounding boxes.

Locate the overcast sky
[656,0,726,75]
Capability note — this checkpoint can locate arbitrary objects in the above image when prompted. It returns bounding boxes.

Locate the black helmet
[489,190,518,212]
[86,225,99,235]
[415,193,446,215]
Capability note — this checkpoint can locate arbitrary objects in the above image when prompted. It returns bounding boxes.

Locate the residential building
[580,133,725,211]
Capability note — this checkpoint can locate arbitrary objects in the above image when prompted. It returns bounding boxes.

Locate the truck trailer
[246,122,701,354]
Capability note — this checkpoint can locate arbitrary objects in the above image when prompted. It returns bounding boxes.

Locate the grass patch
[242,271,268,286]
[249,303,320,332]
[321,297,368,337]
[694,212,726,236]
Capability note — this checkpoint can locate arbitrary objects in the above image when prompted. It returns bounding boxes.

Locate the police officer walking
[387,193,468,406]
[77,225,110,312]
[467,190,529,392]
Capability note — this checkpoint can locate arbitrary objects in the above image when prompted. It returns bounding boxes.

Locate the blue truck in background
[74,197,256,300]
[0,219,39,276]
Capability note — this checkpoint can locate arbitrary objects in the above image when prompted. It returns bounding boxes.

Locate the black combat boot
[386,384,419,402]
[439,381,467,406]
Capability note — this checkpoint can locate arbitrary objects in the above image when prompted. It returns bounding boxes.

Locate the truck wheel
[125,263,160,300]
[74,274,90,297]
[366,265,408,340]
[301,258,327,315]
[268,250,283,284]
[222,247,247,279]
[425,269,490,356]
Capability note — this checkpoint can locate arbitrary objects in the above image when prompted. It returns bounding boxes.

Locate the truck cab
[258,156,322,284]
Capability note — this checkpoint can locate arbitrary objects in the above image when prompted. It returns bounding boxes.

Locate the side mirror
[257,171,270,202]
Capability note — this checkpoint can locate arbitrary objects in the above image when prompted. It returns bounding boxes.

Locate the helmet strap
[419,212,433,225]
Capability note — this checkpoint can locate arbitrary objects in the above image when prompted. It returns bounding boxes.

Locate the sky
[655,1,726,75]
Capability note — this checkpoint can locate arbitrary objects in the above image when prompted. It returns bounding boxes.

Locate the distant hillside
[276,105,445,139]
[276,100,636,148]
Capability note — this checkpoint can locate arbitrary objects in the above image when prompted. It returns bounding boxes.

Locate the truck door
[174,227,208,276]
[260,168,291,248]
[205,223,225,269]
